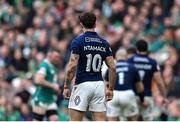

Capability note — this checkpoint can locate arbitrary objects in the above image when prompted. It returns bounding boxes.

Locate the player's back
[112,60,139,91]
[71,31,112,85]
[128,54,159,96]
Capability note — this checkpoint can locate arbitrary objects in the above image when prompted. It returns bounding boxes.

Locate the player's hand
[52,83,60,93]
[63,88,70,99]
[161,97,169,107]
[155,95,168,106]
[106,89,113,101]
[141,101,149,108]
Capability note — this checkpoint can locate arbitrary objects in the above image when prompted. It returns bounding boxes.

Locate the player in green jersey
[32,49,60,121]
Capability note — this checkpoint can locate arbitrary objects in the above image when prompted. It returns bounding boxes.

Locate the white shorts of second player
[31,100,58,114]
[69,81,106,112]
[138,96,154,121]
[106,90,139,117]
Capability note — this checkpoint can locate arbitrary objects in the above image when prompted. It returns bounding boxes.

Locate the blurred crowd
[0,0,180,121]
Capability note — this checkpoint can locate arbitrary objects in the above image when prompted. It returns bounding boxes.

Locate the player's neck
[138,52,147,55]
[83,28,95,33]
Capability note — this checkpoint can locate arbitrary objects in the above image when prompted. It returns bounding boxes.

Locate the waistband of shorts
[75,80,104,85]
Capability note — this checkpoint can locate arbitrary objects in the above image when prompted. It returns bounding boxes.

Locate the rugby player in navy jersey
[128,39,166,120]
[106,48,147,121]
[63,12,116,121]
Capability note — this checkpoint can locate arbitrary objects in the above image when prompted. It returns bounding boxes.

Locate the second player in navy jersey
[128,52,160,96]
[63,12,116,121]
[106,48,146,121]
[128,39,166,120]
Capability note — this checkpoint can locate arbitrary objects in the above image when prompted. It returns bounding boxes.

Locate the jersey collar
[136,54,148,57]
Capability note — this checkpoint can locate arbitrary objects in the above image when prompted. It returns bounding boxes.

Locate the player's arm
[136,81,149,107]
[63,53,79,99]
[34,73,59,92]
[135,81,145,102]
[105,56,116,91]
[64,52,79,89]
[63,39,80,99]
[135,82,144,93]
[134,67,145,102]
[104,68,109,87]
[153,71,166,97]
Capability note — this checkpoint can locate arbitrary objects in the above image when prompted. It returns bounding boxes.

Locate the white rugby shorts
[138,96,154,121]
[106,90,139,117]
[31,100,57,114]
[69,81,106,112]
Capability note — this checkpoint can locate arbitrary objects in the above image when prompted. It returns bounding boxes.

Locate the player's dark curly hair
[136,39,148,52]
[78,12,96,29]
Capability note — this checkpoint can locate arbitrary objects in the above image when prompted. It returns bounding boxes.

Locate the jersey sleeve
[37,64,47,77]
[105,41,113,57]
[152,60,160,72]
[70,39,81,55]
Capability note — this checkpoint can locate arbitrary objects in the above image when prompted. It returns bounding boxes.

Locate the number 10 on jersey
[86,54,102,72]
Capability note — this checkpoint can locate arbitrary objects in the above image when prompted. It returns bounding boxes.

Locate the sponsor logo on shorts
[130,106,135,113]
[74,96,81,105]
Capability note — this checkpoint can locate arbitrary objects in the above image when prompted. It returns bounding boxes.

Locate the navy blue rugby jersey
[70,31,113,84]
[105,60,140,91]
[128,54,160,96]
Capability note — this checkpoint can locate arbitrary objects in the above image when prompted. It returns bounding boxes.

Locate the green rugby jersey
[33,59,58,104]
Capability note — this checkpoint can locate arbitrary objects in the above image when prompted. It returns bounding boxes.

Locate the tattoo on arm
[64,53,79,88]
[105,56,116,90]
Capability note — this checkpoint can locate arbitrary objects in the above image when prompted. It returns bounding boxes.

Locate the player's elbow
[34,74,43,85]
[153,72,162,82]
[68,63,76,72]
[34,78,41,85]
[136,82,144,93]
[109,65,116,73]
